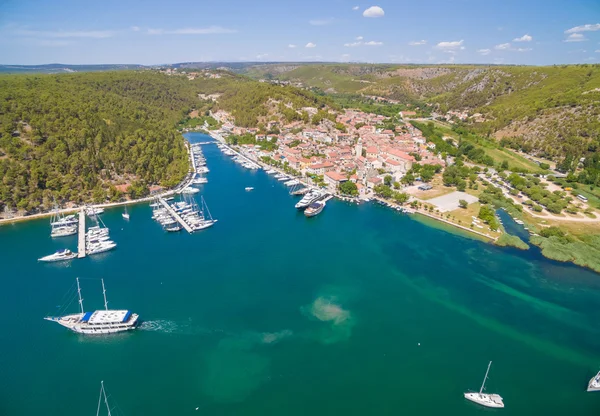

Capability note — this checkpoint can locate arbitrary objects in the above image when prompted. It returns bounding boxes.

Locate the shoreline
[0,141,196,227]
[207,129,498,242]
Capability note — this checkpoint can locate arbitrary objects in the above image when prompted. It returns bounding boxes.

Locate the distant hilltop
[0,63,146,74]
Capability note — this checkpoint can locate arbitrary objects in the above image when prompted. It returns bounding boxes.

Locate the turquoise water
[1,132,600,415]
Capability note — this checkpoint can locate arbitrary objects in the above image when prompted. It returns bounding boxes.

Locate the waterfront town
[209,107,443,200]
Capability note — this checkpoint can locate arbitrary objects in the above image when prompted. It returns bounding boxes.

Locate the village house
[306,162,335,175]
[324,171,348,190]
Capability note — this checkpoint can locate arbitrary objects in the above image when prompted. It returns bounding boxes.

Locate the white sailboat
[44,278,139,335]
[122,206,130,220]
[588,371,600,392]
[464,361,504,408]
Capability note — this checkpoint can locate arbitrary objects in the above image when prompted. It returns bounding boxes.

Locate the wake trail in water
[138,320,230,336]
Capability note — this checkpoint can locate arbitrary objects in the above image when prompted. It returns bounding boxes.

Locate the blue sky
[1,0,599,65]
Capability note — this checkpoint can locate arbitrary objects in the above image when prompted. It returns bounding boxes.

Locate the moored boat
[304,201,325,217]
[38,249,77,262]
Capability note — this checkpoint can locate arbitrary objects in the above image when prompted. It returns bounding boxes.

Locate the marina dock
[158,197,193,234]
[77,208,86,258]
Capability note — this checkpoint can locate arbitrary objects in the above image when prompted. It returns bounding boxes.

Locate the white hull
[464,393,504,408]
[38,252,77,262]
[51,227,77,237]
[588,373,600,391]
[45,313,139,335]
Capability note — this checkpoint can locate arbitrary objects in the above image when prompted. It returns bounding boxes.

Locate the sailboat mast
[101,381,112,416]
[96,382,103,416]
[102,279,108,311]
[76,277,84,315]
[480,361,492,394]
[203,196,213,220]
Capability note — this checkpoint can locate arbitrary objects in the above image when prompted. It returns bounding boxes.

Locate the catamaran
[588,371,600,392]
[44,278,139,334]
[464,361,504,408]
[38,248,77,262]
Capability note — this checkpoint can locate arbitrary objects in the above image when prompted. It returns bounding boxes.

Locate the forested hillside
[0,71,197,212]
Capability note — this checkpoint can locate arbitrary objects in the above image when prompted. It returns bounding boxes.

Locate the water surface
[1,133,599,415]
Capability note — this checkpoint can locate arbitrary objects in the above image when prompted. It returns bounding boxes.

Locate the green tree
[459,199,468,209]
[339,181,358,196]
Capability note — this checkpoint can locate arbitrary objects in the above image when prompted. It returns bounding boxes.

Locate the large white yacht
[464,361,504,408]
[38,249,77,262]
[295,191,321,209]
[588,371,600,392]
[44,278,139,335]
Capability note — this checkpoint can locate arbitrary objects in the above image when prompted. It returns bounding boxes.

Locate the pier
[77,208,86,258]
[158,197,193,234]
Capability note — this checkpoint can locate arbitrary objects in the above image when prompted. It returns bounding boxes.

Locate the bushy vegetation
[0,71,196,212]
[496,233,529,250]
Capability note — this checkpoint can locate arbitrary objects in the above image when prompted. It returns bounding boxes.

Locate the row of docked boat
[86,215,117,255]
[151,199,182,232]
[50,210,78,238]
[192,143,209,183]
[216,143,235,156]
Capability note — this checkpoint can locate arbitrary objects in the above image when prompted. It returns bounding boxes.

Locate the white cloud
[435,40,465,53]
[344,39,382,47]
[305,42,317,48]
[131,26,140,32]
[352,5,359,10]
[356,36,363,40]
[516,47,532,52]
[341,53,351,61]
[409,40,427,46]
[495,42,511,50]
[309,18,334,26]
[477,49,491,56]
[565,23,600,34]
[596,50,600,53]
[288,44,297,48]
[513,34,532,42]
[363,6,384,18]
[15,29,115,39]
[565,33,587,42]
[38,40,74,47]
[147,26,236,35]
[256,53,269,59]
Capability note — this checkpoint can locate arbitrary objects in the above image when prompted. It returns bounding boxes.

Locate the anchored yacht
[38,249,77,262]
[464,361,504,408]
[44,278,139,335]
